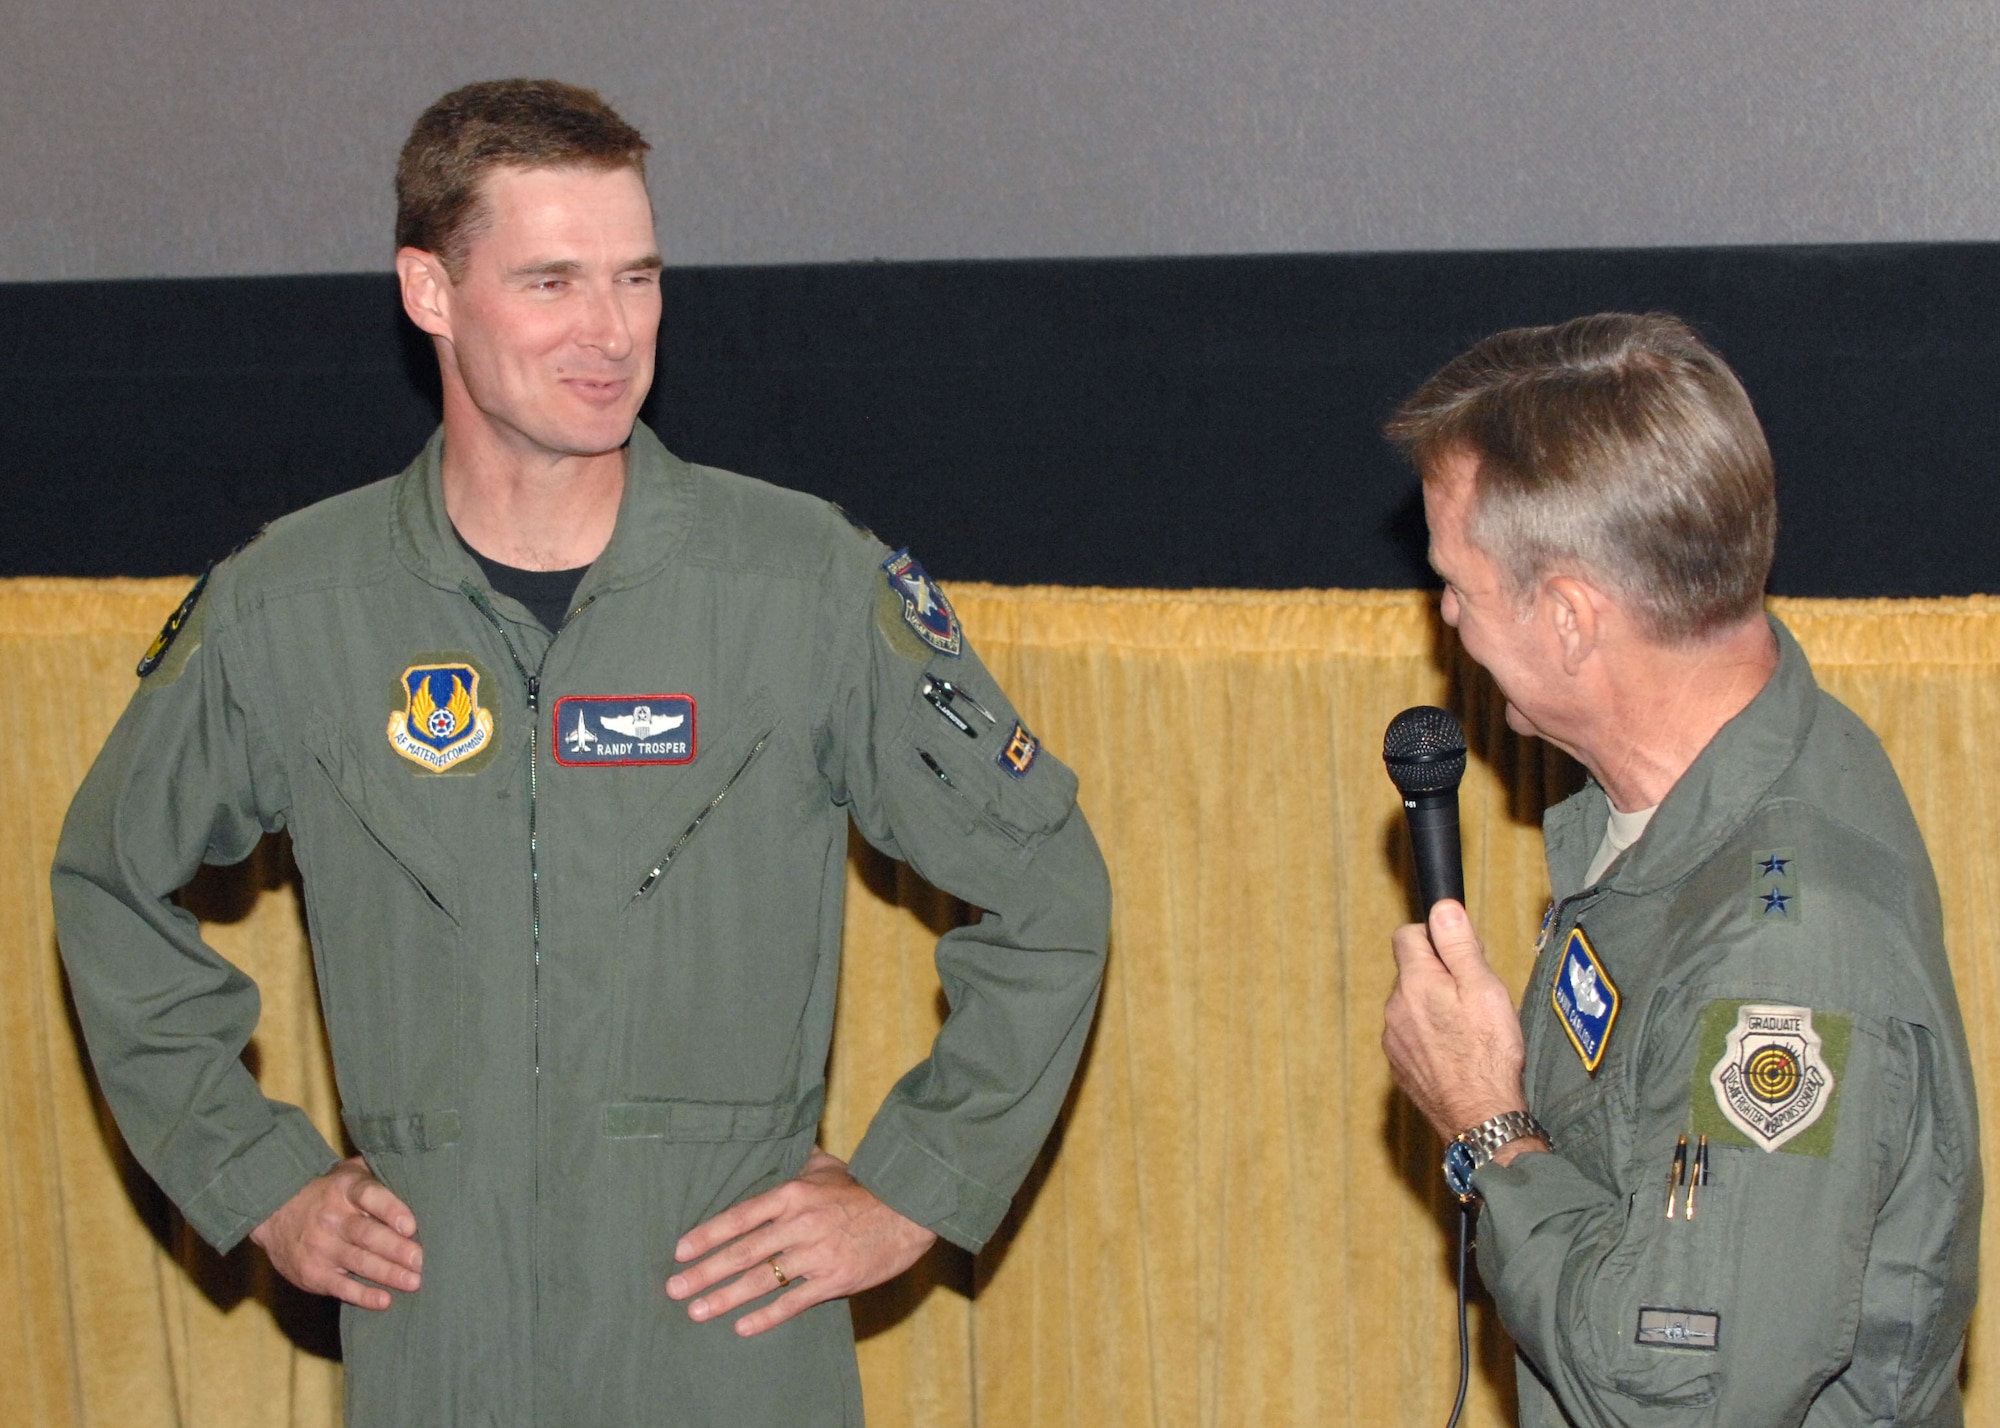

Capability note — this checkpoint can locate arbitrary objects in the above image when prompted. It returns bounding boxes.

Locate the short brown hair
[395,79,651,279]
[1386,312,1775,644]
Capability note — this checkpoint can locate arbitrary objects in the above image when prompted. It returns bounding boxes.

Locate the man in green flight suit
[53,79,1110,1426]
[1381,314,1978,1425]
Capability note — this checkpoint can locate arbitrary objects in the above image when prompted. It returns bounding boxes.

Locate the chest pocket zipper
[631,727,775,900]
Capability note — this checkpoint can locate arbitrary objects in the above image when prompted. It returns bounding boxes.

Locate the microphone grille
[1383,705,1468,796]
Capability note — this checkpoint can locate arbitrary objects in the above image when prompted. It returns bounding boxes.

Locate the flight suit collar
[390,421,699,598]
[1545,615,1819,899]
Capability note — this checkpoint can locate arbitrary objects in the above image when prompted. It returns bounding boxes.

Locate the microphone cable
[1448,1201,1472,1428]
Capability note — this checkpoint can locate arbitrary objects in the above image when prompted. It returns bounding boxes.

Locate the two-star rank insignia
[1551,926,1620,1073]
[388,663,496,772]
[882,549,962,657]
[1751,846,1801,922]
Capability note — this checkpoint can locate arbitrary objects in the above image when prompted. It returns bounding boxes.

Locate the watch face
[1443,1141,1480,1201]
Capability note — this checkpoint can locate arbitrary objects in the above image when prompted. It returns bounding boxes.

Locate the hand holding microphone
[1383,705,1467,913]
[1380,706,1529,1140]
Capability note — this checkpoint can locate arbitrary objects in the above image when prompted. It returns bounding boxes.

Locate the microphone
[1383,705,1468,912]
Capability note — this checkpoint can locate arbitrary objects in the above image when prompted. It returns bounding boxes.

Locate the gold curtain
[6,578,1998,1427]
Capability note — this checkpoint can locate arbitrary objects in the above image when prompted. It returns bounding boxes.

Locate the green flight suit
[1473,619,1979,1426]
[52,424,1111,1426]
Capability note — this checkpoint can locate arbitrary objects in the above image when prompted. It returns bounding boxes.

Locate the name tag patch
[1551,926,1620,1073]
[554,695,696,766]
[1636,1307,1720,1351]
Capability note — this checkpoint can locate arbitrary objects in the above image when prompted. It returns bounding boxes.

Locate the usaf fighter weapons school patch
[388,662,497,772]
[1694,1001,1848,1155]
[553,695,696,766]
[882,549,962,657]
[1551,927,1619,1073]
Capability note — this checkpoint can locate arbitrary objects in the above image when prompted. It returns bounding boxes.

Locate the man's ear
[396,247,453,341]
[1543,575,1601,675]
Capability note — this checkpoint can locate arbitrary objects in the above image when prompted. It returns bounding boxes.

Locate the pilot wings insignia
[389,663,496,772]
[598,705,685,738]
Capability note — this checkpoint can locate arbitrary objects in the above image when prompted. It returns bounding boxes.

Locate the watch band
[1453,1109,1548,1168]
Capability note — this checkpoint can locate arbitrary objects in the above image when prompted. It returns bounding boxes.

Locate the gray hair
[1386,312,1775,644]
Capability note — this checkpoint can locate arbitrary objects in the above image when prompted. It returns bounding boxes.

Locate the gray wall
[7,0,2000,282]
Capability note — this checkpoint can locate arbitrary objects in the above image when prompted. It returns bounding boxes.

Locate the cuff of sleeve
[182,1105,341,1253]
[849,1132,1013,1253]
[1472,1148,1609,1271]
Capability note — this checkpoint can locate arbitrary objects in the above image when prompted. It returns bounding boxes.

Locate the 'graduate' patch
[553,695,696,766]
[1551,926,1619,1073]
[389,663,496,772]
[882,550,962,657]
[1695,1001,1847,1154]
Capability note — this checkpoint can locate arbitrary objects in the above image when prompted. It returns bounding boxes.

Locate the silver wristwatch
[1443,1110,1547,1203]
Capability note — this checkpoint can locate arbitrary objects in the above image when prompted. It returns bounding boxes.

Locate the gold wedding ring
[769,1255,790,1287]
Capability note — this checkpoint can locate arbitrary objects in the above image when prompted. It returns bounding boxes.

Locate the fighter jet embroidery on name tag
[389,663,497,772]
[553,695,697,766]
[1551,926,1620,1073]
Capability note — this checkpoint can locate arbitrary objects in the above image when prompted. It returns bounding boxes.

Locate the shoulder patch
[1751,846,1801,922]
[1550,926,1620,1073]
[137,568,212,679]
[388,661,498,773]
[1694,1001,1849,1155]
[882,549,962,657]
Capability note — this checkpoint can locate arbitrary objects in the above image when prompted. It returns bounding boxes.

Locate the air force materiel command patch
[553,695,696,766]
[997,720,1041,778]
[388,664,496,771]
[1696,1002,1848,1154]
[882,550,962,657]
[1551,926,1620,1073]
[137,568,212,677]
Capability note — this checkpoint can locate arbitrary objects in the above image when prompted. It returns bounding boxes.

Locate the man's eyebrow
[510,259,585,278]
[505,254,664,278]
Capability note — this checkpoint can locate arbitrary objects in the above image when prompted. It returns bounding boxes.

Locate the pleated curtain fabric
[7,577,1999,1427]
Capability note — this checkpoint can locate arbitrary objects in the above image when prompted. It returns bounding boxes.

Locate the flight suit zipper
[464,582,595,1352]
[462,585,597,1075]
